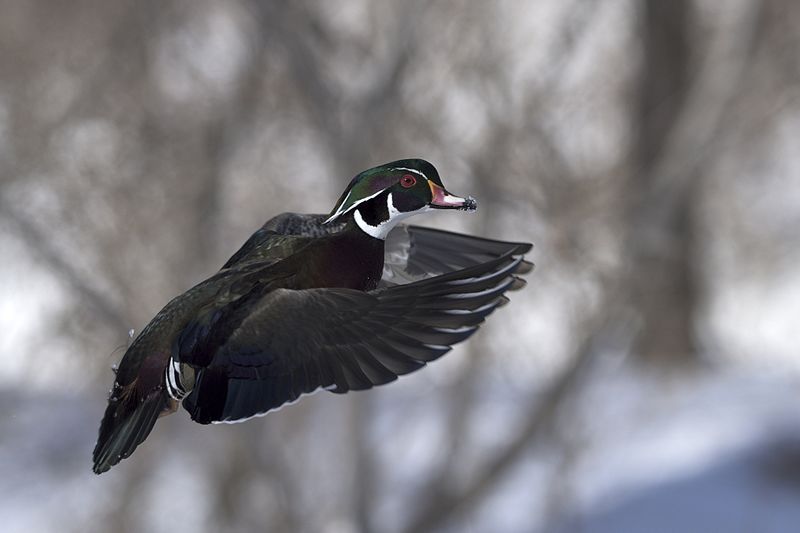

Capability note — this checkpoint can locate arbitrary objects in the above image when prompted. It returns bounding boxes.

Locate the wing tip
[92,390,168,474]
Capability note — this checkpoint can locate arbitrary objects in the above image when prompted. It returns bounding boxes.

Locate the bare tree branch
[0,199,129,333]
[401,300,620,533]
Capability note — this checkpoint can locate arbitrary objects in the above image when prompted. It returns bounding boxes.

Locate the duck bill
[429,181,477,211]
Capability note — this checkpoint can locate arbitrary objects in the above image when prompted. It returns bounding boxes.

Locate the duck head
[325,159,477,239]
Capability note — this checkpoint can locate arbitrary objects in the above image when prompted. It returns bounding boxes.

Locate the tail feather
[92,389,168,474]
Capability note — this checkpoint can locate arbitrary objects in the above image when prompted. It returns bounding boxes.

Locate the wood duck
[92,159,532,474]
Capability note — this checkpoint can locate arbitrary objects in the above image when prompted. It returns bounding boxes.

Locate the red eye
[400,174,417,188]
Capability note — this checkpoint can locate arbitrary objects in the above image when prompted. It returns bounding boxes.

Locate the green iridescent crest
[328,174,397,221]
[325,159,437,223]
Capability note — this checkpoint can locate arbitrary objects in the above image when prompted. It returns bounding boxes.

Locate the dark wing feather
[382,224,533,286]
[92,388,167,474]
[180,246,530,424]
[221,232,310,270]
[221,228,276,269]
[222,213,342,270]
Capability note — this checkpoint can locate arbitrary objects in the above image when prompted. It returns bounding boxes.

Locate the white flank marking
[165,359,186,400]
[165,361,180,401]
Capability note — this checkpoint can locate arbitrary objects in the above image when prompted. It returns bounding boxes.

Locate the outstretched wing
[180,237,532,424]
[222,215,533,280]
[382,224,533,285]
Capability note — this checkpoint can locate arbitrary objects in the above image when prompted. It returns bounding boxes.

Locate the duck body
[93,159,532,474]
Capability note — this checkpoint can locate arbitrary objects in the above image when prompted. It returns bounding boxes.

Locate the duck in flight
[93,159,533,474]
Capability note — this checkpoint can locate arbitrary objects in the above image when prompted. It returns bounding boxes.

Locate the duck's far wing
[180,249,530,424]
[220,213,333,270]
[382,225,533,286]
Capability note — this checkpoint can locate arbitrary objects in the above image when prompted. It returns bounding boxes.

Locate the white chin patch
[354,193,427,240]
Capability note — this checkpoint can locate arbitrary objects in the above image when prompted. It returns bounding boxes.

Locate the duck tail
[92,386,169,474]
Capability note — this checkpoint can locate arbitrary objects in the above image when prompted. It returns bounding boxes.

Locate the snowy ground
[2,359,800,533]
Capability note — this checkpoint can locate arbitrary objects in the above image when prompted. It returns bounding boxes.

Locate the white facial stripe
[392,167,427,178]
[354,192,429,240]
[326,167,430,224]
[324,187,388,224]
[324,189,355,224]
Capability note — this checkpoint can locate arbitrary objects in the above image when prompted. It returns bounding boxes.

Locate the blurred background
[2,0,800,532]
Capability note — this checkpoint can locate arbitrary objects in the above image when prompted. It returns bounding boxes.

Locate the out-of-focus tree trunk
[629,0,698,364]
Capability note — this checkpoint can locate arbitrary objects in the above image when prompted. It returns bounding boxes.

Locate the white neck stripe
[354,193,429,240]
[354,209,384,239]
